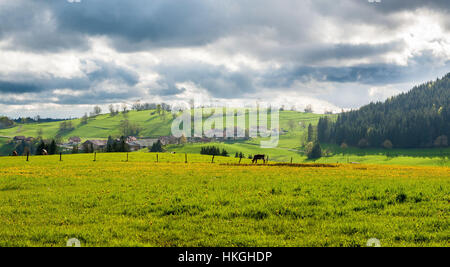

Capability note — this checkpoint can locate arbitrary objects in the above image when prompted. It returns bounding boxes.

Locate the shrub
[307,141,322,159]
[200,146,221,156]
[358,138,370,148]
[0,116,14,129]
[382,140,393,149]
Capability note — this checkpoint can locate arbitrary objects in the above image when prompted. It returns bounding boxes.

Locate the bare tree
[93,106,102,116]
[304,105,313,113]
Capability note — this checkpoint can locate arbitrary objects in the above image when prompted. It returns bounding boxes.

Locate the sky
[0,0,449,118]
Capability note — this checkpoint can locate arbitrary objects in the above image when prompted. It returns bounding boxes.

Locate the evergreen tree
[200,146,222,156]
[36,141,48,155]
[106,136,114,152]
[150,140,163,152]
[307,141,322,159]
[221,149,229,157]
[307,124,314,142]
[49,140,57,155]
[317,117,332,143]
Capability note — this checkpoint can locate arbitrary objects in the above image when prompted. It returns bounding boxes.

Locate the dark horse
[252,154,266,164]
[12,151,18,156]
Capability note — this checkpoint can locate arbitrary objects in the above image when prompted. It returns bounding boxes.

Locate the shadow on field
[221,163,339,168]
[323,143,450,159]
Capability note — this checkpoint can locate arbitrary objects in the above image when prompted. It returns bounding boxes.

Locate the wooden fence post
[156,154,159,163]
[185,153,187,163]
[290,157,293,164]
[126,153,129,162]
[212,155,215,163]
[239,156,242,164]
[26,152,29,162]
[60,153,62,162]
[93,152,96,162]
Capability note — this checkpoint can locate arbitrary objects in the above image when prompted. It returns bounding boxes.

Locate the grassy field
[0,153,448,247]
[167,142,450,167]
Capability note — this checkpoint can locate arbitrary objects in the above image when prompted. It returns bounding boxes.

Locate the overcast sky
[0,0,449,118]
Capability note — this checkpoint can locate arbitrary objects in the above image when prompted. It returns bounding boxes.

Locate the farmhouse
[68,136,81,144]
[127,139,158,151]
[203,129,226,139]
[189,137,212,143]
[13,136,26,142]
[82,140,107,150]
[126,136,137,142]
[158,136,178,145]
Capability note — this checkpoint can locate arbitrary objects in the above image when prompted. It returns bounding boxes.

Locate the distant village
[10,128,253,154]
[4,101,293,156]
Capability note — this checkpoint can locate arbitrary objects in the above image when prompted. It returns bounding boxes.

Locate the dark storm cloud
[0,89,141,106]
[0,0,420,53]
[152,83,186,97]
[0,81,41,93]
[54,0,232,50]
[82,60,139,86]
[155,63,256,98]
[0,0,236,52]
[54,90,143,105]
[0,76,90,94]
[0,1,89,52]
[151,61,411,99]
[262,52,450,89]
[0,60,139,96]
[1,0,448,52]
[369,0,450,13]
[301,41,406,63]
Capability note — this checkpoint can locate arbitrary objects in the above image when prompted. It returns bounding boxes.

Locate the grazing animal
[41,149,48,155]
[12,151,18,156]
[252,154,266,164]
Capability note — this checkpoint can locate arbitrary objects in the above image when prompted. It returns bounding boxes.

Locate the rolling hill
[0,110,326,159]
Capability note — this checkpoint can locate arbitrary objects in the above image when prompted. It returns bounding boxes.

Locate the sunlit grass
[0,153,448,247]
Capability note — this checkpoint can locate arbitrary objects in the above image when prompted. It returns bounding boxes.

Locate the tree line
[317,73,450,149]
[200,146,229,157]
[12,139,59,156]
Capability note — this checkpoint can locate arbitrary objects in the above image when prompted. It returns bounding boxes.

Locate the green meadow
[0,153,448,247]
